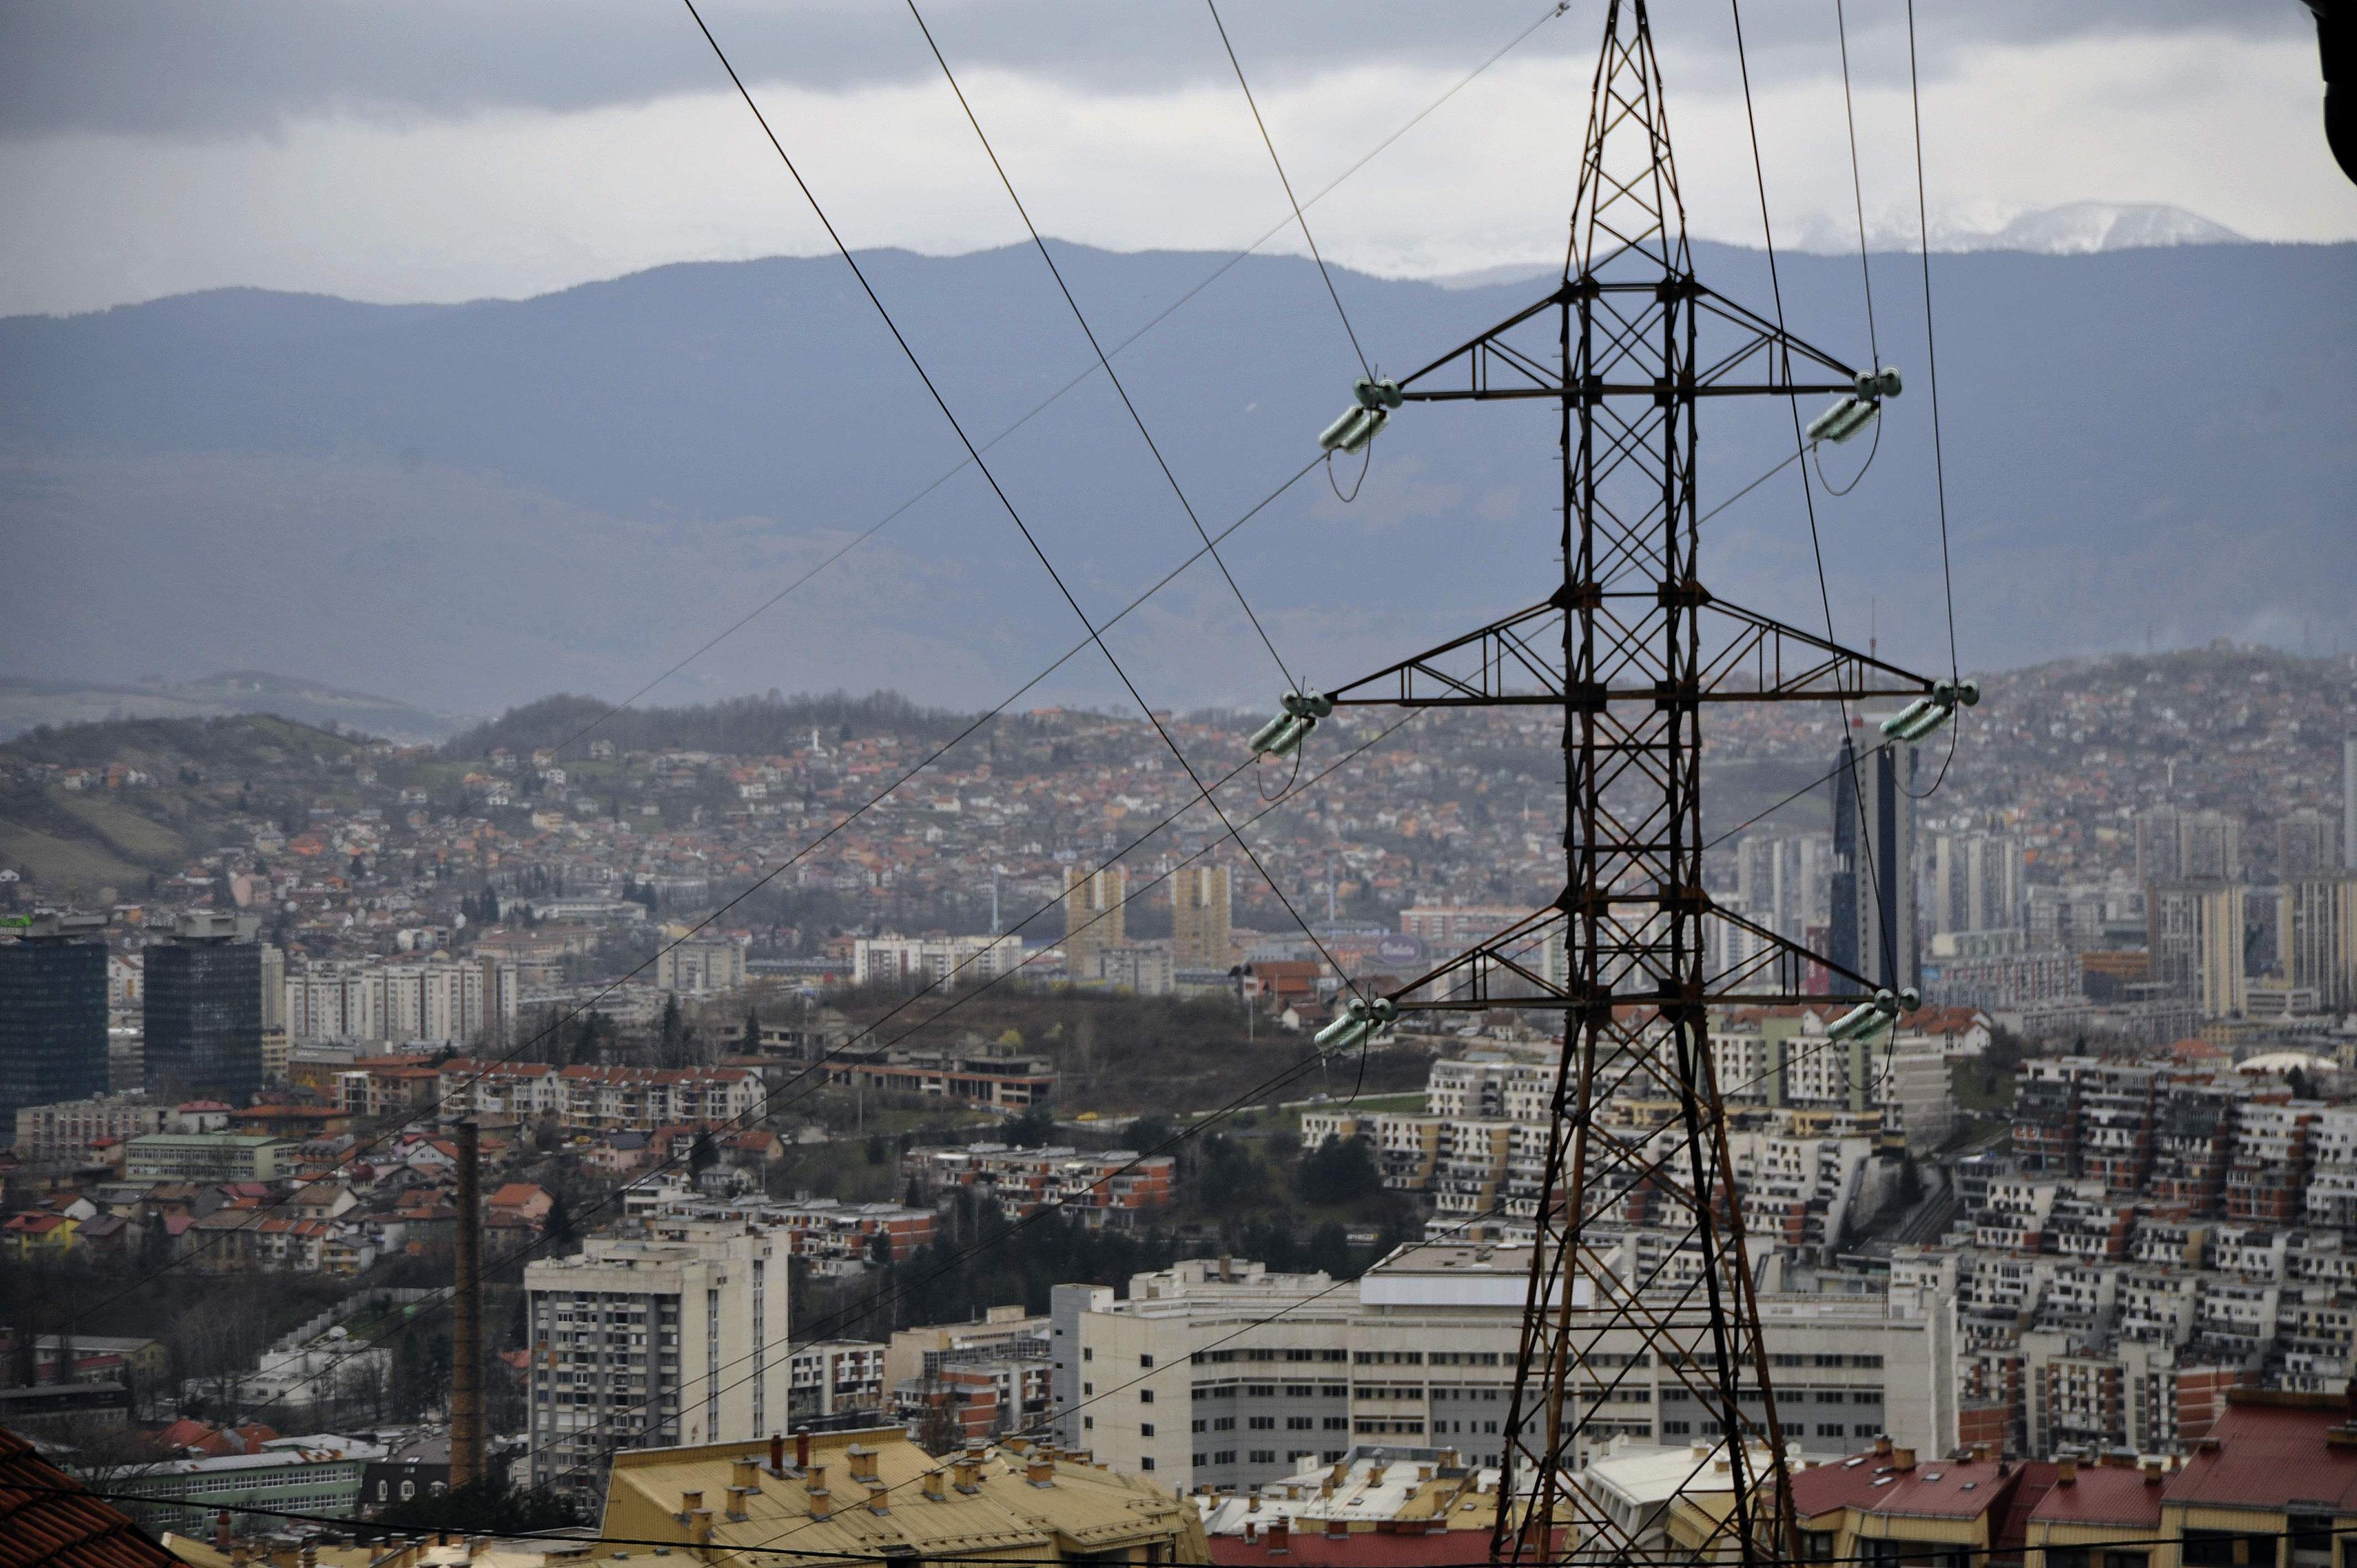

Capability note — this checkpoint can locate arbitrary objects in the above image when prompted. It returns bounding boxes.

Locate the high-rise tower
[142,910,263,1103]
[1061,864,1128,981]
[1171,864,1233,970]
[0,911,110,1123]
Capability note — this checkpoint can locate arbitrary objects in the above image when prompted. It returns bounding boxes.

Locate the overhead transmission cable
[682,0,1364,1003]
[902,0,1297,691]
[535,723,1428,1482]
[63,452,1325,1329]
[748,983,1937,1554]
[51,1481,2357,1568]
[1902,0,1966,795]
[1814,0,1883,498]
[1204,0,1374,379]
[225,712,1420,1456]
[532,0,1572,764]
[1728,0,1895,987]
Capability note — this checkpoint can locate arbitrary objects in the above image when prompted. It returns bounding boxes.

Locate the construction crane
[1257,2,1960,1561]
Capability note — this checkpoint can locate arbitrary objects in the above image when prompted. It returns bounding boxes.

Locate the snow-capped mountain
[1945,201,2246,255]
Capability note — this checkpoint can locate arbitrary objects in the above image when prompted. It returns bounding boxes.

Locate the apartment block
[525,1224,789,1499]
[1172,865,1233,970]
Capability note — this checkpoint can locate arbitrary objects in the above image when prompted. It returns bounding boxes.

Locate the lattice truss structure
[1307,4,1946,1562]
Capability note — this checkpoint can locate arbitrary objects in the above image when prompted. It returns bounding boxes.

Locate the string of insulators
[1315,994,1399,1052]
[1247,689,1334,758]
[1318,376,1404,454]
[1825,985,1920,1043]
[1878,677,1980,744]
[1806,366,1902,446]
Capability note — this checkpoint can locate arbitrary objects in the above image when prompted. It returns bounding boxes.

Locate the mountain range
[1,228,2351,719]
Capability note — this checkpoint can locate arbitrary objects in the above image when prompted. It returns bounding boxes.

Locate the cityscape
[2,4,2356,1568]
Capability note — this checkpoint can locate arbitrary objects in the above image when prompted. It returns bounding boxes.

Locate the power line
[64,453,1324,1330]
[1902,0,1965,798]
[1728,0,1894,994]
[659,895,1927,1518]
[681,0,1362,1013]
[901,0,1298,690]
[1811,0,1884,501]
[219,711,1419,1464]
[1204,0,1375,379]
[530,720,1426,1483]
[530,0,1571,764]
[55,1480,2355,1568]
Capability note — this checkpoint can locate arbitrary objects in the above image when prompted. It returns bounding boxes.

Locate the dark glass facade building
[143,933,263,1103]
[0,924,110,1121]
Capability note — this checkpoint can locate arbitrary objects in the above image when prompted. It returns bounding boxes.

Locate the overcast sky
[2,1,2353,317]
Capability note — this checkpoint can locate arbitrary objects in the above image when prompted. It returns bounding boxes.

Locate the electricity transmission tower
[1287,3,1959,1562]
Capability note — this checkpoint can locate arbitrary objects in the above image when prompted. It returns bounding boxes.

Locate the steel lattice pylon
[1306,4,1947,1563]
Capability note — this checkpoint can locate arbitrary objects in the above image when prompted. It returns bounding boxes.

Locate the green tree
[1297,1134,1382,1208]
[1005,1102,1056,1149]
[1199,1135,1270,1210]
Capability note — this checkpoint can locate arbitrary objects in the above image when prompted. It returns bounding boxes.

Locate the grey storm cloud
[0,0,2312,142]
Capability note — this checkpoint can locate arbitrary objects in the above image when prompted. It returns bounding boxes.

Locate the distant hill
[2,239,2351,719]
[0,670,460,743]
[0,713,372,894]
[443,689,973,759]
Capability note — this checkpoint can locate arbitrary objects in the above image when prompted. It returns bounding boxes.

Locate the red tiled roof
[2167,1397,2357,1513]
[2029,1466,2164,1529]
[152,1418,215,1451]
[0,1426,182,1567]
[1790,1456,2020,1523]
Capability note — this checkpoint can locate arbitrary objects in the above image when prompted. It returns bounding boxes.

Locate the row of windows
[1659,1387,1879,1405]
[1662,1351,1883,1370]
[1194,1416,1347,1432]
[1663,1419,1881,1439]
[1195,1450,1342,1468]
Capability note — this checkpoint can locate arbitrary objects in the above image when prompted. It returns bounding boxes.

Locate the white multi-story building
[284,956,517,1046]
[431,1059,763,1130]
[1050,1249,1956,1497]
[852,933,1025,987]
[654,937,747,995]
[524,1223,788,1499]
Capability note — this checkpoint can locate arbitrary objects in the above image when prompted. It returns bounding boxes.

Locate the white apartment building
[788,1338,888,1426]
[1050,1248,1956,1497]
[524,1223,788,1499]
[284,956,517,1046]
[852,933,1025,988]
[654,937,747,995]
[433,1059,764,1130]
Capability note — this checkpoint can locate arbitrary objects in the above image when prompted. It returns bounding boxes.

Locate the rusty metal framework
[1315,4,1945,1562]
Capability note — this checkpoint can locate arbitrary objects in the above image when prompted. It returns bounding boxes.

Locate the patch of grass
[0,822,149,893]
[55,792,188,864]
